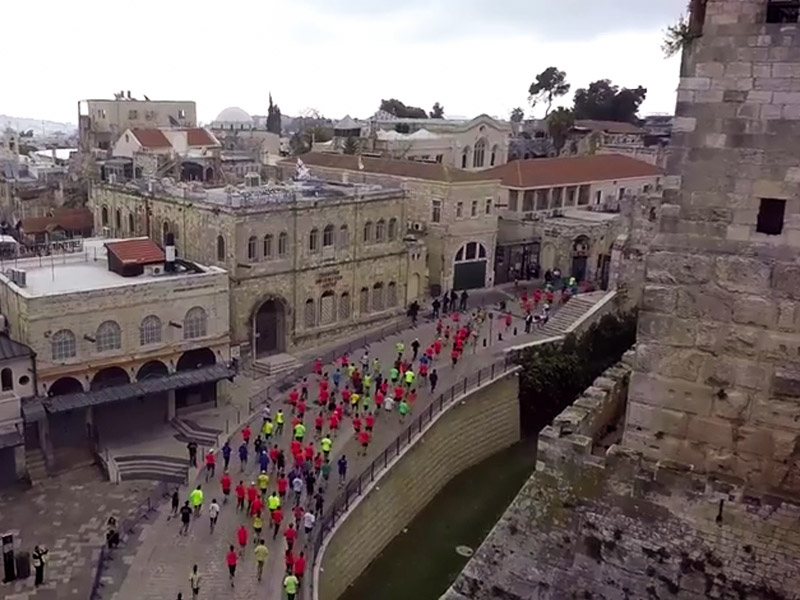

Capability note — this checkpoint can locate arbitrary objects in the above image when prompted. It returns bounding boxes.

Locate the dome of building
[214,106,252,123]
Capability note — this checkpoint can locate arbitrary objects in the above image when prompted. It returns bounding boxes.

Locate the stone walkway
[109,286,597,600]
[0,466,158,600]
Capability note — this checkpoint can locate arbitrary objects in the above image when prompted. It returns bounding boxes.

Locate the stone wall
[316,370,521,600]
[445,351,800,600]
[627,0,800,495]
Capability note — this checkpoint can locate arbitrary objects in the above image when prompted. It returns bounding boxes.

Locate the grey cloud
[297,0,687,40]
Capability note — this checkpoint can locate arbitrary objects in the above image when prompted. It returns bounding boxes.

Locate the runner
[404,367,415,388]
[303,509,316,537]
[276,409,285,436]
[242,425,251,447]
[246,482,257,514]
[271,506,284,540]
[399,398,409,423]
[257,470,269,498]
[189,565,201,599]
[277,475,288,501]
[320,433,332,458]
[235,480,245,511]
[263,418,273,442]
[252,511,263,542]
[254,539,269,582]
[208,498,220,534]
[221,441,232,470]
[237,524,248,555]
[337,454,348,486]
[225,545,237,587]
[293,420,306,442]
[430,369,439,393]
[190,485,203,517]
[292,502,304,528]
[220,471,231,503]
[294,551,306,585]
[284,522,298,551]
[358,429,370,456]
[179,501,192,536]
[321,458,332,486]
[238,442,248,471]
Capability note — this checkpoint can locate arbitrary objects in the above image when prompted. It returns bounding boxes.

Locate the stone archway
[91,367,130,391]
[571,235,591,282]
[181,161,204,182]
[137,360,169,380]
[205,167,214,182]
[253,297,288,358]
[176,348,216,371]
[176,347,217,411]
[48,376,84,397]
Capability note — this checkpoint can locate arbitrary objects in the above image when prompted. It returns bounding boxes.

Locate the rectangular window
[767,1,800,24]
[471,200,478,217]
[522,191,534,212]
[536,189,549,211]
[578,185,590,205]
[98,109,107,119]
[595,190,603,205]
[485,198,492,214]
[128,110,138,120]
[435,154,443,163]
[756,198,786,235]
[456,202,463,218]
[509,190,518,211]
[551,188,563,208]
[618,187,626,201]
[566,186,577,206]
[432,199,442,223]
[178,109,186,119]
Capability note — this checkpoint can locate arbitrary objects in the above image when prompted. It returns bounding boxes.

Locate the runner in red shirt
[313,358,323,375]
[425,346,434,360]
[247,483,258,513]
[419,363,428,378]
[329,412,340,434]
[205,450,216,481]
[334,403,344,419]
[379,380,388,395]
[251,495,263,517]
[319,387,329,408]
[534,288,542,305]
[451,348,460,367]
[342,388,351,406]
[358,430,370,456]
[444,326,451,341]
[236,525,248,553]
[374,390,384,412]
[434,339,442,356]
[407,390,417,406]
[288,388,299,407]
[546,290,554,304]
[242,425,251,445]
[352,416,362,434]
[271,507,284,539]
[365,413,375,432]
[221,472,231,503]
[340,353,349,367]
[235,480,246,511]
[269,445,279,470]
[314,413,324,436]
[293,503,304,526]
[290,439,302,457]
[313,452,323,473]
[394,384,404,401]
[504,313,513,329]
[304,443,314,461]
[296,400,306,418]
[277,474,288,499]
[294,552,306,582]
[284,549,294,574]
[284,522,298,550]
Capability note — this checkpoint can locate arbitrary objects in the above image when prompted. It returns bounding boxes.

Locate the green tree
[572,79,647,123]
[342,137,359,155]
[510,107,525,123]
[380,98,428,119]
[546,107,575,156]
[267,93,282,135]
[662,13,697,58]
[528,67,570,117]
[429,102,445,118]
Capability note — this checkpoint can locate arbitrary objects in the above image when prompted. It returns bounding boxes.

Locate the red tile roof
[186,128,218,147]
[282,152,496,183]
[21,208,93,235]
[482,154,662,189]
[131,129,172,149]
[105,238,165,266]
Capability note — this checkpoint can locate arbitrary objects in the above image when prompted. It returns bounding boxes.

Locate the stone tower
[626,0,800,495]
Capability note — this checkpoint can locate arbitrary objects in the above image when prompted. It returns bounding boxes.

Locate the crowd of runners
[170,282,582,599]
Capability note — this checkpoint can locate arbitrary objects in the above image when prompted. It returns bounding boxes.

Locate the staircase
[251,353,301,378]
[25,448,48,483]
[539,292,609,338]
[171,417,221,447]
[114,454,189,485]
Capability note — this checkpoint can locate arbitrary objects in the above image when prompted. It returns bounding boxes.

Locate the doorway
[254,298,286,357]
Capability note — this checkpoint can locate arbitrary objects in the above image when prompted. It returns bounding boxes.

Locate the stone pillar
[167,390,176,421]
[38,416,54,468]
[13,444,26,479]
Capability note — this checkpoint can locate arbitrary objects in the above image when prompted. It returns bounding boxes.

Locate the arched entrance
[181,162,204,182]
[540,243,556,272]
[571,235,591,281]
[253,297,287,357]
[137,360,169,380]
[205,167,214,182]
[453,242,488,291]
[46,376,92,468]
[91,367,130,391]
[48,376,84,397]
[176,348,217,411]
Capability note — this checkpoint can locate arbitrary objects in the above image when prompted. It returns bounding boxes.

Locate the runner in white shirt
[208,499,221,534]
[303,509,316,536]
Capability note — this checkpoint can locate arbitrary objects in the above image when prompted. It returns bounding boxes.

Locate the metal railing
[309,357,515,567]
[248,319,411,411]
[89,480,171,600]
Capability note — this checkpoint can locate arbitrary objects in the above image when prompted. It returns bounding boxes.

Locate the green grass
[339,438,538,600]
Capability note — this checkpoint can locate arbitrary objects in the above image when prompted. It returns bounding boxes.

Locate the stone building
[89,177,426,364]
[208,106,282,175]
[0,237,232,471]
[628,0,800,496]
[0,335,35,486]
[78,96,196,151]
[279,153,498,294]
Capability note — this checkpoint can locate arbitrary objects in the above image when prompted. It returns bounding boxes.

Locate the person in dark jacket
[33,545,48,585]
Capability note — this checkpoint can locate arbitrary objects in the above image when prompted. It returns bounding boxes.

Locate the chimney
[164,232,176,272]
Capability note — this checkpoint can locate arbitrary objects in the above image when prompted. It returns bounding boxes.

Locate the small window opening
[767,1,800,24]
[756,198,786,235]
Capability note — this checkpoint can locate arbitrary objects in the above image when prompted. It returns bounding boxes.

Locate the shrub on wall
[514,311,637,435]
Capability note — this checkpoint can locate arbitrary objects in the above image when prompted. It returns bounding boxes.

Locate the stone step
[113,454,189,485]
[25,448,48,482]
[119,471,187,485]
[252,353,301,378]
[171,418,221,447]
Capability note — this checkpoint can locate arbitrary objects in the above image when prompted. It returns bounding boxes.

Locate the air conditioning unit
[102,226,111,238]
[11,269,26,287]
[145,265,164,276]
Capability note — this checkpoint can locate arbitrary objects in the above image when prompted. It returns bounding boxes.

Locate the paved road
[112,288,564,600]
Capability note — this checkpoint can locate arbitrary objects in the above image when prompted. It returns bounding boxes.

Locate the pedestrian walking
[32,545,48,586]
[190,485,204,518]
[226,545,237,587]
[337,454,348,486]
[187,440,198,467]
[432,297,441,318]
[430,369,439,394]
[442,293,450,313]
[221,441,232,470]
[411,337,420,361]
[460,290,468,311]
[525,312,533,334]
[208,498,220,534]
[189,564,201,600]
[314,488,325,516]
[179,501,192,535]
[254,540,269,582]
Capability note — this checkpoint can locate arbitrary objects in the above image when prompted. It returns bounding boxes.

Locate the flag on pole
[357,155,365,171]
[295,158,311,181]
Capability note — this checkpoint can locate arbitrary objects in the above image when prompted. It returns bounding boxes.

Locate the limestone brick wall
[445,352,800,600]
[317,370,521,600]
[627,0,800,495]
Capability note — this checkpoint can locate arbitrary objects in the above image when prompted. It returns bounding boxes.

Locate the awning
[21,398,46,421]
[0,425,23,449]
[41,363,236,414]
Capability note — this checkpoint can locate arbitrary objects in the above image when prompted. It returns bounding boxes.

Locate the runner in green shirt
[363,373,372,391]
[268,492,280,511]
[404,368,415,387]
[372,357,381,374]
[190,485,204,516]
[293,422,306,441]
[320,435,332,456]
[321,459,332,484]
[395,341,405,358]
[398,399,409,422]
[390,366,399,383]
[284,573,300,599]
[254,541,268,581]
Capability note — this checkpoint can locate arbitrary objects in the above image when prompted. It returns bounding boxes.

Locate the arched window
[247,236,258,261]
[115,208,122,231]
[304,298,316,328]
[101,206,109,226]
[490,144,499,166]
[461,146,470,169]
[363,221,373,244]
[320,290,336,325]
[278,232,288,257]
[184,307,208,339]
[455,242,488,262]
[339,225,349,248]
[216,235,226,261]
[96,320,121,352]
[375,219,386,243]
[128,212,135,234]
[323,224,334,247]
[1,368,13,391]
[359,287,369,313]
[388,218,398,241]
[263,234,273,258]
[473,138,486,168]
[51,329,76,360]
[372,282,384,312]
[140,315,162,346]
[387,282,398,307]
[162,221,170,242]
[339,292,351,320]
[309,228,319,253]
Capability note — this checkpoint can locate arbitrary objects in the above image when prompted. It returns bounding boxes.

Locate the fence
[309,356,515,569]
[248,319,410,411]
[89,480,171,600]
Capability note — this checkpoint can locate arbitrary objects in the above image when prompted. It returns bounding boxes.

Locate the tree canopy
[546,107,575,155]
[528,67,570,117]
[429,102,445,118]
[572,80,647,123]
[510,107,525,123]
[380,98,428,119]
[267,93,282,135]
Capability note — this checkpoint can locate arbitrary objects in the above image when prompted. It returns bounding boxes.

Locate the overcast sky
[4,0,686,125]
